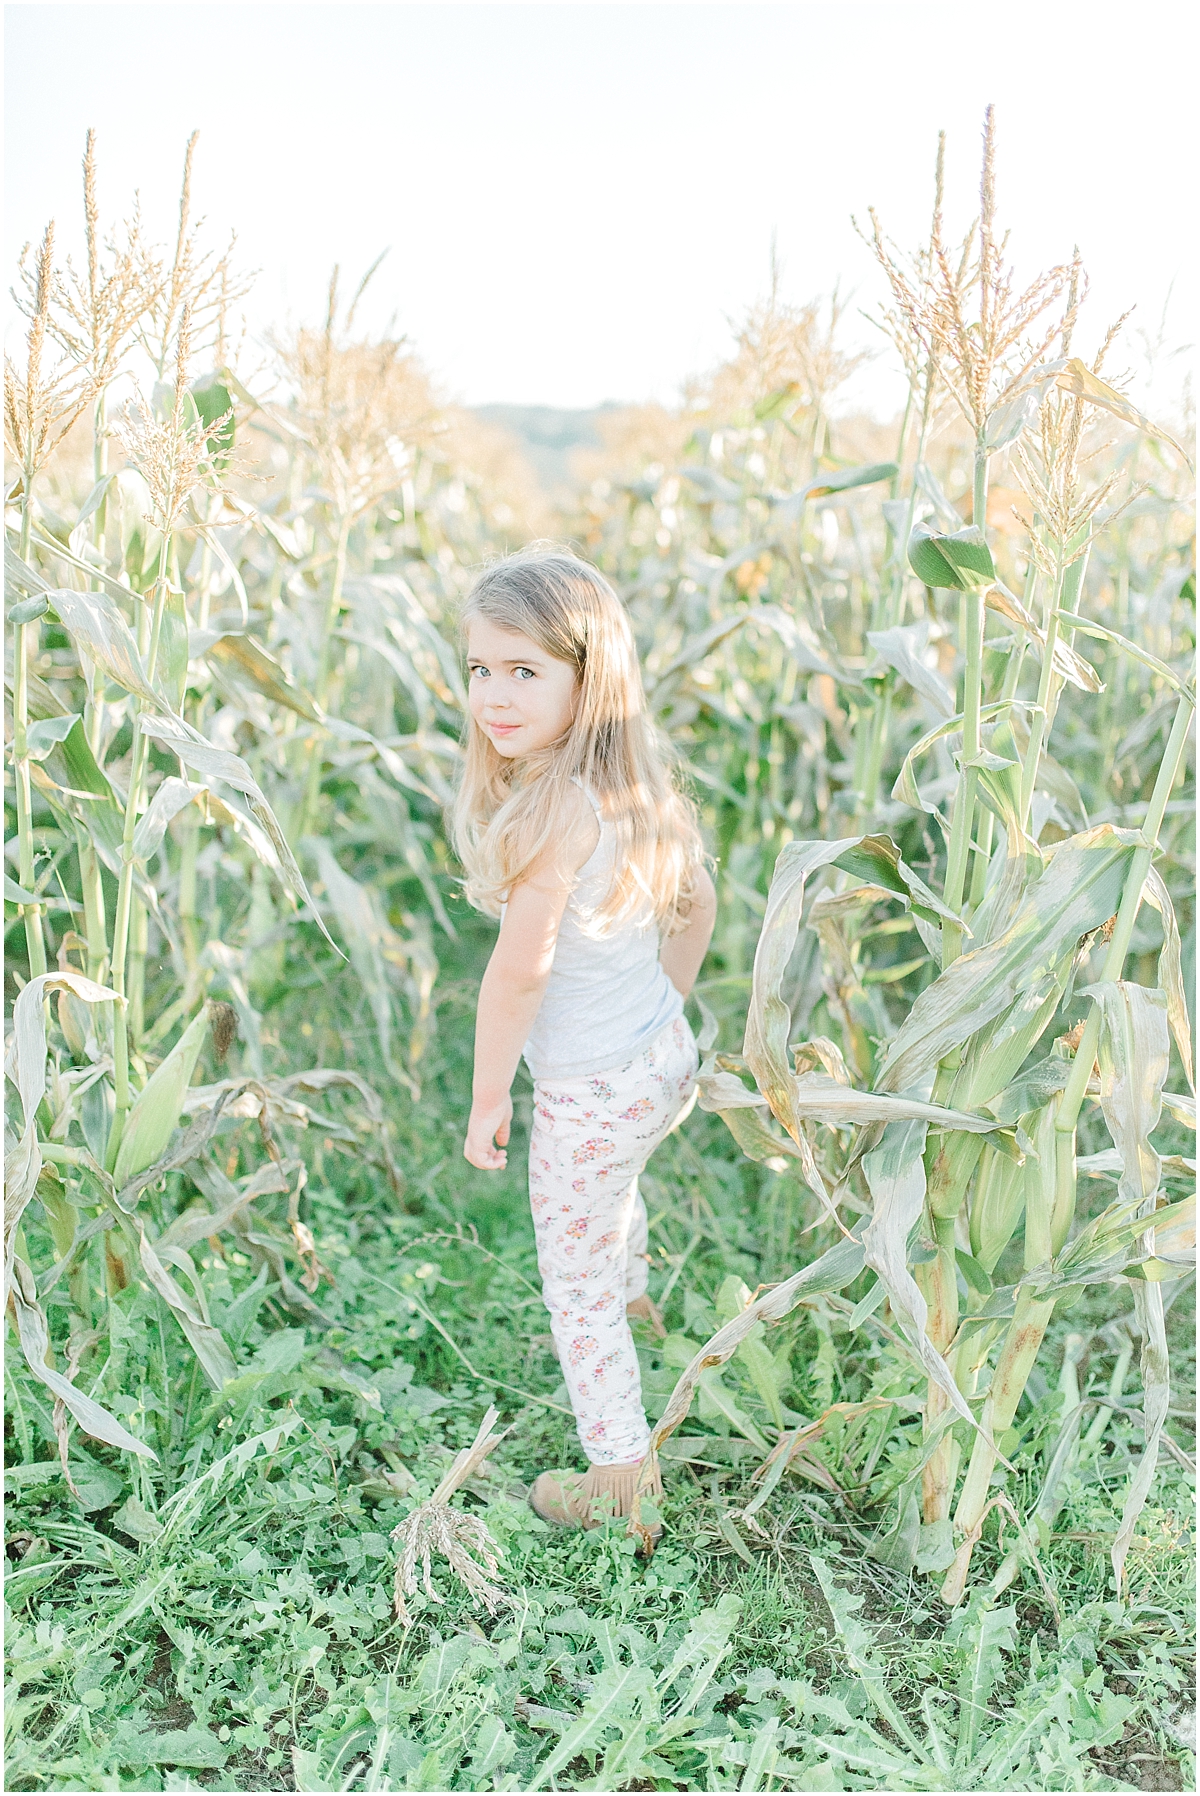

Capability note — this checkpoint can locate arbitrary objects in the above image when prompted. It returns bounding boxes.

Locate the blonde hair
[452,545,703,932]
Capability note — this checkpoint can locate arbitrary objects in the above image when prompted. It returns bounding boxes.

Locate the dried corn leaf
[648,1232,866,1455]
[206,632,321,722]
[9,1255,156,1460]
[985,584,1102,693]
[1054,357,1193,471]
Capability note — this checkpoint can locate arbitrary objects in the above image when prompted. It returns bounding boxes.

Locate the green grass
[5,939,1194,1792]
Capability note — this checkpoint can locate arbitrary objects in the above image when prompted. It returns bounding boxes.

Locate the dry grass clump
[391,1408,509,1626]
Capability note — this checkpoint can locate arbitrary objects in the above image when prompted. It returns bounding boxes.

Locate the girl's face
[466,618,580,759]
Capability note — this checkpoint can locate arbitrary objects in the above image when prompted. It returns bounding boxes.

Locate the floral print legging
[528,1016,699,1466]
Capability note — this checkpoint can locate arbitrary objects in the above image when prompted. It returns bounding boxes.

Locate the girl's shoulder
[568,775,605,822]
[520,781,601,892]
[561,780,604,870]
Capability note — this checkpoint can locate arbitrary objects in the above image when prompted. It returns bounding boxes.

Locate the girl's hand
[464,1095,512,1170]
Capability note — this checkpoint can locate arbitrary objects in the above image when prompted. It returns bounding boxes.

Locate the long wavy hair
[452,545,703,933]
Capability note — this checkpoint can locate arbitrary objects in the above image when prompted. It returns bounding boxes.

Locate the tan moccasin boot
[529,1458,663,1545]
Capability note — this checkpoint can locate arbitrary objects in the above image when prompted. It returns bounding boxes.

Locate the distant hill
[470,402,623,495]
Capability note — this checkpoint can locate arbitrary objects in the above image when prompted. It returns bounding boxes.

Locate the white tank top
[516,785,683,1080]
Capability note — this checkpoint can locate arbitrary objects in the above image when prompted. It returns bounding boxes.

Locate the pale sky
[5,2,1196,415]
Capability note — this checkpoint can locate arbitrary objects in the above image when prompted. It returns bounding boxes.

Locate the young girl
[454,546,716,1531]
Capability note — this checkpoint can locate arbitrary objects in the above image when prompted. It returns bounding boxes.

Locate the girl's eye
[471,665,489,679]
[514,666,535,680]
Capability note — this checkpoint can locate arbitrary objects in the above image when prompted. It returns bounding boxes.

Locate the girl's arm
[464,801,599,1171]
[659,865,717,998]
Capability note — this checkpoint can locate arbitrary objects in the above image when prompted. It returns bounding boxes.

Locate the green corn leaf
[994,1192,1196,1303]
[863,1121,996,1446]
[750,603,846,681]
[876,825,1140,1097]
[866,623,955,718]
[1142,867,1195,1089]
[834,832,966,931]
[806,461,899,498]
[744,837,858,1135]
[112,1005,211,1188]
[771,461,898,521]
[25,714,80,759]
[648,609,763,690]
[27,701,126,865]
[1083,980,1175,1592]
[133,1225,237,1390]
[45,586,161,706]
[190,371,236,472]
[1084,981,1169,1215]
[1054,609,1193,696]
[5,539,50,594]
[131,776,203,862]
[138,710,339,953]
[987,582,1102,694]
[681,466,742,504]
[311,841,410,1087]
[892,698,1025,816]
[159,585,190,710]
[742,834,982,1144]
[908,522,997,592]
[344,573,467,711]
[986,1054,1072,1125]
[754,382,803,422]
[5,970,122,1283]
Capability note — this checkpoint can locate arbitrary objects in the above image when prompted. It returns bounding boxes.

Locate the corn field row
[4,114,1195,1627]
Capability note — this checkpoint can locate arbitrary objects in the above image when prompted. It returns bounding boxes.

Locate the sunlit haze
[5,3,1195,417]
